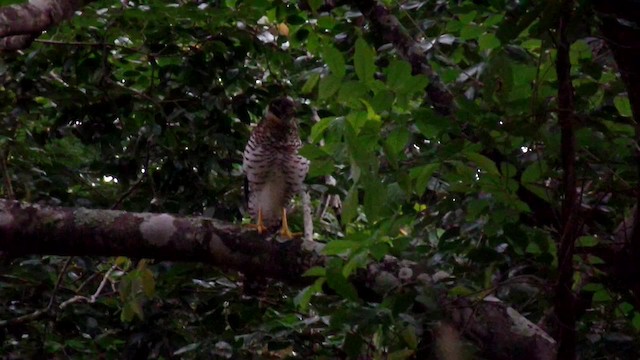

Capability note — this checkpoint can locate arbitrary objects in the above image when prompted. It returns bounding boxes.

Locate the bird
[242,96,309,239]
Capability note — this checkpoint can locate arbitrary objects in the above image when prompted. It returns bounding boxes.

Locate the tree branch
[0,199,321,282]
[0,0,89,51]
[0,199,557,359]
[553,2,579,359]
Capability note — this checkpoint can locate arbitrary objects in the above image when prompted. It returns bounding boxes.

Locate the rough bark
[0,199,320,282]
[448,297,557,360]
[0,0,88,50]
[553,2,579,359]
[0,199,557,359]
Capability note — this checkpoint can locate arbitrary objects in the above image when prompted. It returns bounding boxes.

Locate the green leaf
[465,152,500,176]
[386,60,412,92]
[523,183,552,203]
[301,73,320,94]
[343,251,368,277]
[310,117,336,143]
[526,241,541,255]
[342,185,359,225]
[587,255,605,265]
[405,74,429,95]
[326,259,359,301]
[298,144,330,160]
[521,161,547,183]
[385,127,410,155]
[303,266,326,277]
[115,256,131,269]
[323,45,346,78]
[415,109,450,138]
[478,33,500,51]
[583,283,604,292]
[632,312,640,331]
[592,289,612,302]
[570,39,592,64]
[308,158,334,178]
[460,24,482,40]
[401,325,418,349]
[307,0,323,11]
[141,268,155,298]
[484,55,514,100]
[361,99,381,122]
[500,162,517,178]
[614,94,632,117]
[294,278,325,312]
[337,81,368,107]
[389,349,414,360]
[449,285,474,296]
[410,163,438,196]
[65,339,87,351]
[372,89,394,113]
[347,111,368,134]
[118,277,131,302]
[354,37,375,83]
[319,74,341,99]
[323,240,360,255]
[458,10,477,24]
[369,242,390,260]
[120,301,135,322]
[364,178,387,221]
[576,236,599,247]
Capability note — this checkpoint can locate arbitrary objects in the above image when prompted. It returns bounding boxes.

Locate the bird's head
[266,96,298,124]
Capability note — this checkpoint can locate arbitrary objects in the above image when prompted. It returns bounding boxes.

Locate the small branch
[302,190,314,243]
[111,175,145,210]
[48,257,73,308]
[59,264,117,309]
[0,0,91,51]
[0,308,47,327]
[0,34,36,51]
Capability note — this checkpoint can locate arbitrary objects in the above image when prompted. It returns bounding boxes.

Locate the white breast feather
[256,167,287,225]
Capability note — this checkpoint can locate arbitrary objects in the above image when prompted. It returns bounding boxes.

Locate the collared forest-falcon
[242,97,309,239]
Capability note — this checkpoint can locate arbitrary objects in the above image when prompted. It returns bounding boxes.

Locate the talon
[247,208,268,234]
[279,208,300,240]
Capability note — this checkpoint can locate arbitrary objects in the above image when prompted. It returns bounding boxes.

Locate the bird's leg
[247,208,268,234]
[279,208,301,240]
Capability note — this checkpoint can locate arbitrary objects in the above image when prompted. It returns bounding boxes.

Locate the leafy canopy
[0,0,639,358]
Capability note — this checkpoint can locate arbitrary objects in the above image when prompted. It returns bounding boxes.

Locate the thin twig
[302,190,313,243]
[59,264,118,309]
[111,175,145,210]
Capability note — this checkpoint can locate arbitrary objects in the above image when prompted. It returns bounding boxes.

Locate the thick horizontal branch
[0,0,89,50]
[0,199,320,282]
[0,199,556,358]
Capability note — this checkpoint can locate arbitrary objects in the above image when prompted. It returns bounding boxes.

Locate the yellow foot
[247,208,268,235]
[279,208,301,240]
